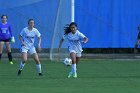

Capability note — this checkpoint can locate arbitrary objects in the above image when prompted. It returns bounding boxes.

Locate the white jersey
[20,27,41,47]
[63,30,86,53]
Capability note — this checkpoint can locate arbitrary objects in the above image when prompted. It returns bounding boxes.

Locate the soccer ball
[63,58,72,66]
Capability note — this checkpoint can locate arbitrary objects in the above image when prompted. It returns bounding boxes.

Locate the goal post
[49,0,75,61]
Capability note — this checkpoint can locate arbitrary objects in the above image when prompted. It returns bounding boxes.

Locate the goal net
[49,0,74,61]
[0,0,73,61]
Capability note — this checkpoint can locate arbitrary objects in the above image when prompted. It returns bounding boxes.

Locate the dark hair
[69,22,77,27]
[28,19,34,24]
[64,22,77,35]
[1,15,8,19]
[64,24,71,35]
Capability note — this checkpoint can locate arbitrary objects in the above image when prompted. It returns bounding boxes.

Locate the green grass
[0,59,140,93]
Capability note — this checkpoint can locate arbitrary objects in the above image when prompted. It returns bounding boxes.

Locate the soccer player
[134,26,140,53]
[0,15,15,64]
[17,19,42,76]
[58,22,88,78]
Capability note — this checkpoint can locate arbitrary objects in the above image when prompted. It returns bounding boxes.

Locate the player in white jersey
[59,22,88,78]
[17,19,42,76]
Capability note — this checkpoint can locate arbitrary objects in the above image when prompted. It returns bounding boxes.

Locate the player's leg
[5,42,13,64]
[32,53,42,76]
[134,42,138,53]
[0,42,4,61]
[17,46,28,76]
[71,53,81,78]
[76,57,80,64]
[134,40,140,53]
[17,52,28,76]
[73,53,82,78]
[30,47,42,76]
[68,52,77,78]
[76,52,82,64]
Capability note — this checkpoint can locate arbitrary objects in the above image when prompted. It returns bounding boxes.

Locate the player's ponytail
[64,24,71,35]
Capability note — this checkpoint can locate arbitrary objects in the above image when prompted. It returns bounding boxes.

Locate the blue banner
[75,0,140,48]
[0,0,71,48]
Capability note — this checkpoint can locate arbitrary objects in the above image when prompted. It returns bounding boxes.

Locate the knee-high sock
[36,64,42,73]
[8,52,12,61]
[19,61,25,70]
[71,64,77,73]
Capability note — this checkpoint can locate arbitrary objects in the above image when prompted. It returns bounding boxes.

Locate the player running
[59,22,88,78]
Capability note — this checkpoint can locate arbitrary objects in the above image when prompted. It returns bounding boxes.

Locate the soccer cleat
[73,72,77,78]
[10,61,13,64]
[68,72,73,78]
[39,73,43,76]
[17,70,22,76]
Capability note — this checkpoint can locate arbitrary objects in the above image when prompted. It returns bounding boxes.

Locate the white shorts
[20,46,36,55]
[69,50,82,57]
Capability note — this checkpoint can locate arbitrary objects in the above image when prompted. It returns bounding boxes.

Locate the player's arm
[19,35,25,46]
[9,25,13,37]
[79,32,88,44]
[58,38,64,52]
[37,36,41,52]
[84,37,88,44]
[9,25,15,43]
[59,38,64,48]
[35,29,41,52]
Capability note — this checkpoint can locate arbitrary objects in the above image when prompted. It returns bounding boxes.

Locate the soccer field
[0,59,140,93]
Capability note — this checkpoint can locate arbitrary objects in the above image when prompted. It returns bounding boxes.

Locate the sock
[70,67,74,74]
[0,53,2,60]
[36,64,42,73]
[19,61,25,70]
[7,52,12,62]
[72,64,77,73]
